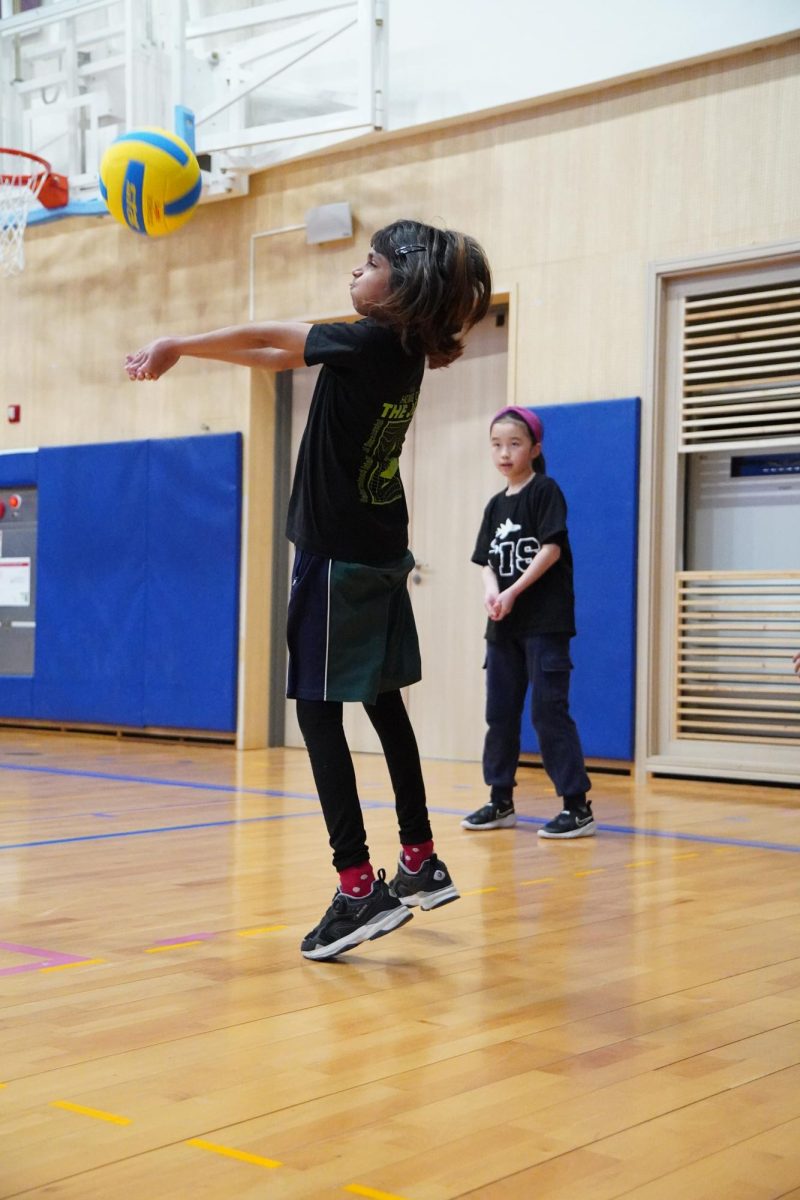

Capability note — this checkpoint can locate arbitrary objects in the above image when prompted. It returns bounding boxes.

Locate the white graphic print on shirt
[489,518,540,579]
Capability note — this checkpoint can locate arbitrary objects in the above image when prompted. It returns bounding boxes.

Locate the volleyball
[99,128,201,238]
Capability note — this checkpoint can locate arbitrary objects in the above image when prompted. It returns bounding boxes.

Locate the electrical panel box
[686,451,800,571]
[0,486,37,676]
[731,452,800,477]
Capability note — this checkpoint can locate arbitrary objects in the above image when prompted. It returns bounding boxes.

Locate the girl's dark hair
[369,219,492,368]
[491,412,547,474]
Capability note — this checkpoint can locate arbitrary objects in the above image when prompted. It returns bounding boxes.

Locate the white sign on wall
[0,558,31,607]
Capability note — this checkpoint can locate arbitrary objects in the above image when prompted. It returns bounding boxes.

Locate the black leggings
[295,689,433,871]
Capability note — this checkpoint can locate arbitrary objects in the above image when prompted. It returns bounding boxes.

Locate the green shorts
[286,549,422,703]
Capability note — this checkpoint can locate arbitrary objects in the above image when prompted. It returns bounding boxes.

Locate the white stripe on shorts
[323,559,332,701]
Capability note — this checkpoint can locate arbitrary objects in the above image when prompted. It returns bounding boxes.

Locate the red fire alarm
[7,405,20,423]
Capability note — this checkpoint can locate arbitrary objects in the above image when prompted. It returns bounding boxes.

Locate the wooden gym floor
[1,727,799,1199]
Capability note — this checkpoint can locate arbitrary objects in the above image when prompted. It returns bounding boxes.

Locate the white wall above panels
[386,0,800,130]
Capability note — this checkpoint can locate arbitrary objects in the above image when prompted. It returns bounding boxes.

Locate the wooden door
[405,312,508,760]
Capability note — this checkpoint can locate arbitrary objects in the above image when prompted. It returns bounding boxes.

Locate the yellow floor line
[236,925,287,937]
[145,941,205,953]
[51,1100,131,1125]
[345,1184,412,1200]
[186,1138,281,1168]
[625,860,655,869]
[574,868,605,877]
[519,876,555,886]
[462,886,498,896]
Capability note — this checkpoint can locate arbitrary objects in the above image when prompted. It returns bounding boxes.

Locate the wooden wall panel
[2,198,252,449]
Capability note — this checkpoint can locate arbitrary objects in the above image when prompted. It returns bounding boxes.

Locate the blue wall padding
[0,676,34,717]
[144,436,242,730]
[0,452,38,486]
[0,453,38,716]
[34,442,149,725]
[0,434,241,732]
[519,398,640,762]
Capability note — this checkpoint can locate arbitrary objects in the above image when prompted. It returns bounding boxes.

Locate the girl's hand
[491,589,517,621]
[484,591,500,617]
[125,338,180,381]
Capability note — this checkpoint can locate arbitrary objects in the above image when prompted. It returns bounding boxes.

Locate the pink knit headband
[491,406,544,444]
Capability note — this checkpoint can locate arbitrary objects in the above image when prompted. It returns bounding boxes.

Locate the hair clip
[394,243,426,259]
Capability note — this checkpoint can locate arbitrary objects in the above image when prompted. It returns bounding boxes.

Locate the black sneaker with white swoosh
[537,807,596,839]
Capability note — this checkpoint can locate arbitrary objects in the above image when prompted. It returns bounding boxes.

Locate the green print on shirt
[358,389,420,505]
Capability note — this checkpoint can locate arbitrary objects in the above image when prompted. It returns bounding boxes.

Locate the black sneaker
[389,854,460,910]
[461,802,517,830]
[300,869,413,961]
[538,808,596,839]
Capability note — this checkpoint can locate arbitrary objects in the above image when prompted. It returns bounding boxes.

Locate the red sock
[401,840,434,873]
[338,861,375,897]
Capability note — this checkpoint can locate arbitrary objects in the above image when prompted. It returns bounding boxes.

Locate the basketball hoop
[0,148,69,277]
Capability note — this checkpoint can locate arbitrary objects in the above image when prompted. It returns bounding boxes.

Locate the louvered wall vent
[675,571,800,744]
[682,281,800,449]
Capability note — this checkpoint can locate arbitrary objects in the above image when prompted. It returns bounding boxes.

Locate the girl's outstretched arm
[125,321,312,380]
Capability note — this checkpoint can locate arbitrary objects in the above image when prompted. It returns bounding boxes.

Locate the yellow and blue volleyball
[99,128,201,238]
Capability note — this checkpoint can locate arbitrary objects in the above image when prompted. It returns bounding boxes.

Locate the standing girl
[126,219,492,959]
[462,406,594,838]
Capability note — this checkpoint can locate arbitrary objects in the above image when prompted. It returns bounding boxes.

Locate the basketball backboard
[0,0,385,226]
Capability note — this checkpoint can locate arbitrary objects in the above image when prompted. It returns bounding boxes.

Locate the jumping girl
[126,219,493,958]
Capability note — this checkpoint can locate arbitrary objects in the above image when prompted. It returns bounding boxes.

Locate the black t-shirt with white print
[471,473,576,641]
[286,318,425,566]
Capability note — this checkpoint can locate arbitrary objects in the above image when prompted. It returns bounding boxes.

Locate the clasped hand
[485,590,516,621]
[125,338,179,381]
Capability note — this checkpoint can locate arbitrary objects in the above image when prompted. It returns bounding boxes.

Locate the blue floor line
[0,760,317,801]
[509,813,800,853]
[0,808,325,851]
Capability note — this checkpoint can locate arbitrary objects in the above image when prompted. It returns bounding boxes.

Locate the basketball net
[0,149,53,278]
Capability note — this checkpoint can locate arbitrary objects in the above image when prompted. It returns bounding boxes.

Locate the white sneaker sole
[538,821,596,839]
[460,813,517,830]
[301,905,413,961]
[398,883,460,911]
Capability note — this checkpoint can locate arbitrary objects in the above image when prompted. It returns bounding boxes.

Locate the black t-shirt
[286,318,425,566]
[471,474,576,640]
